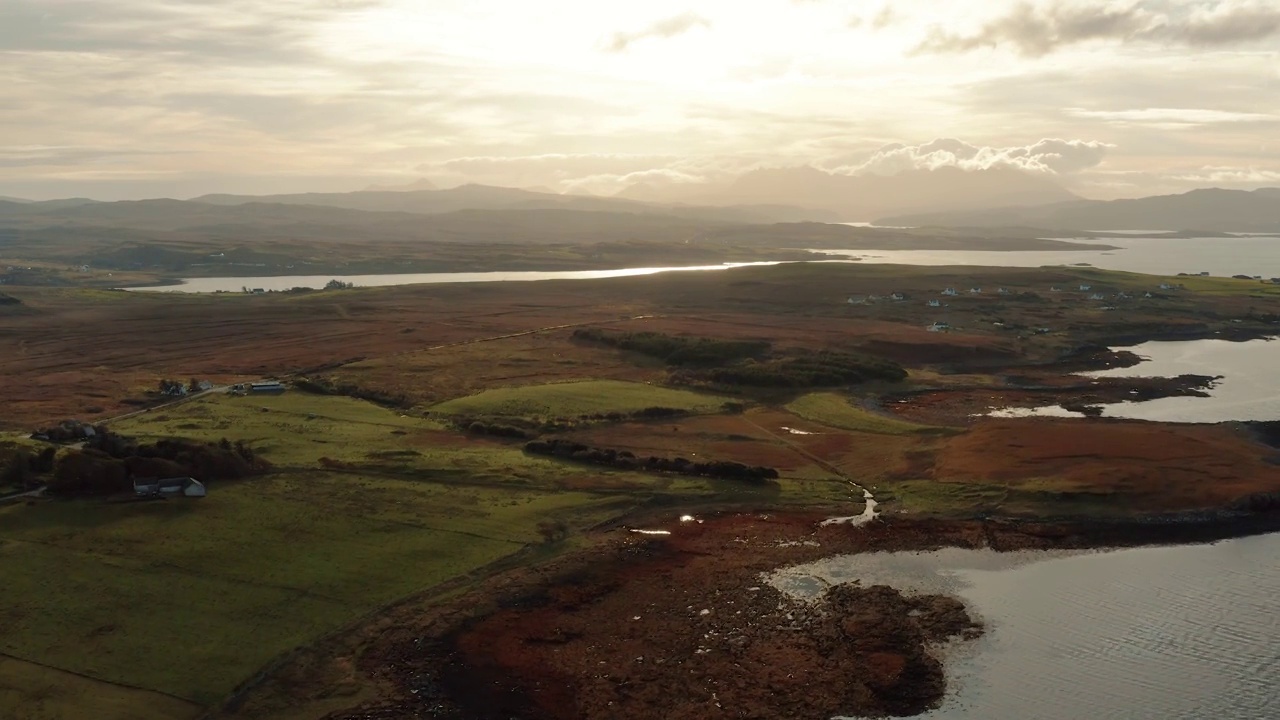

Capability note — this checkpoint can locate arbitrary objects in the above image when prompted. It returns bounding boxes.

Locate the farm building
[248,381,286,394]
[134,477,207,498]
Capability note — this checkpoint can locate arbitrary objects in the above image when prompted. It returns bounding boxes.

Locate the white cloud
[916,0,1280,56]
[602,12,711,53]
[1066,107,1278,125]
[832,138,1114,176]
[1170,166,1280,184]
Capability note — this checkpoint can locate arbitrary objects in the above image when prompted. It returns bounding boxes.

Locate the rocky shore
[322,509,1280,720]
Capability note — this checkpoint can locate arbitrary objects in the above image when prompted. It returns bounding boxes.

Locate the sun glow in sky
[1,0,1278,200]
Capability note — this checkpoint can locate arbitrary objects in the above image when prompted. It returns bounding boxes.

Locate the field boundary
[0,650,202,707]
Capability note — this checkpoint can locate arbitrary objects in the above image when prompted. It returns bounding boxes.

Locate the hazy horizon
[3,0,1278,202]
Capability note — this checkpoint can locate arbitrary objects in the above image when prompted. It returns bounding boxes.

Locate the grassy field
[0,392,654,714]
[785,393,946,435]
[0,656,200,720]
[430,379,729,419]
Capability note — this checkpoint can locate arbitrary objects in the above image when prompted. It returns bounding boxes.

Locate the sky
[2,0,1278,201]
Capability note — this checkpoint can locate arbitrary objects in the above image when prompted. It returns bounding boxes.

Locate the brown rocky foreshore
[316,509,1280,720]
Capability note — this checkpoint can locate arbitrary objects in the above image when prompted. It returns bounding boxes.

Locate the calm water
[771,534,1280,720]
[819,235,1280,277]
[991,337,1280,422]
[125,236,1280,293]
[122,261,786,293]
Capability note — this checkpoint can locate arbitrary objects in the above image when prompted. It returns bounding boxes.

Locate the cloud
[603,12,711,53]
[1066,107,1278,126]
[1170,166,1280,184]
[833,138,1114,175]
[915,0,1280,56]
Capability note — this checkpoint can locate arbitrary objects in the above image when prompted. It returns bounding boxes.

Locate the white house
[1079,284,1092,291]
[969,287,982,295]
[927,299,942,308]
[1159,283,1177,290]
[926,321,950,332]
[134,477,207,498]
[1050,286,1062,293]
[1089,293,1106,301]
[941,287,958,296]
[997,287,1011,295]
[889,292,906,301]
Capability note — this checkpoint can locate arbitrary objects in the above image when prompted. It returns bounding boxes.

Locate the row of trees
[524,439,779,484]
[573,328,770,367]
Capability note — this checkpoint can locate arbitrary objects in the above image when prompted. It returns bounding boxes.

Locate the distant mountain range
[188,184,839,225]
[879,187,1280,233]
[615,166,1079,221]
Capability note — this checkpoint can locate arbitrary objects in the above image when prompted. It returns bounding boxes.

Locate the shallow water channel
[769,533,1280,719]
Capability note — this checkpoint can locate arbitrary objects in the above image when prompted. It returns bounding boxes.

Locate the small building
[941,287,958,297]
[889,292,906,301]
[248,381,286,394]
[1159,283,1177,291]
[847,296,864,305]
[1079,284,1092,291]
[1050,286,1062,293]
[927,299,942,308]
[926,321,950,332]
[1144,292,1154,298]
[969,287,982,295]
[996,287,1011,295]
[196,380,214,391]
[134,477,207,498]
[1088,293,1106,301]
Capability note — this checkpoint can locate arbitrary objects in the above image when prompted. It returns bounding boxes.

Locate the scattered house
[1033,327,1052,334]
[847,296,864,305]
[1198,271,1210,276]
[927,299,942,308]
[996,287,1011,295]
[969,287,982,295]
[889,292,906,301]
[160,383,188,397]
[1159,283,1177,290]
[1050,286,1062,293]
[1088,293,1106,301]
[926,321,950,332]
[134,476,207,498]
[1079,284,1092,291]
[78,264,90,273]
[1115,292,1131,300]
[248,381,286,394]
[1144,292,1154,298]
[196,380,214,391]
[1271,278,1280,284]
[941,287,959,296]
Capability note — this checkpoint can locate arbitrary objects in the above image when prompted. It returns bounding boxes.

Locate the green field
[0,392,656,713]
[430,379,729,418]
[786,393,945,436]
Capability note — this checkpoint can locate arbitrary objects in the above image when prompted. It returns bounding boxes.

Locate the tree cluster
[46,431,267,496]
[698,351,907,387]
[574,328,906,389]
[294,377,412,408]
[524,439,779,484]
[573,329,769,367]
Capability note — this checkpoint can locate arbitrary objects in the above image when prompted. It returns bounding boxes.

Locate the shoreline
[302,509,1280,720]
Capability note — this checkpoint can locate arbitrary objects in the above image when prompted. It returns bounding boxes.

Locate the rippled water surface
[774,534,1280,720]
